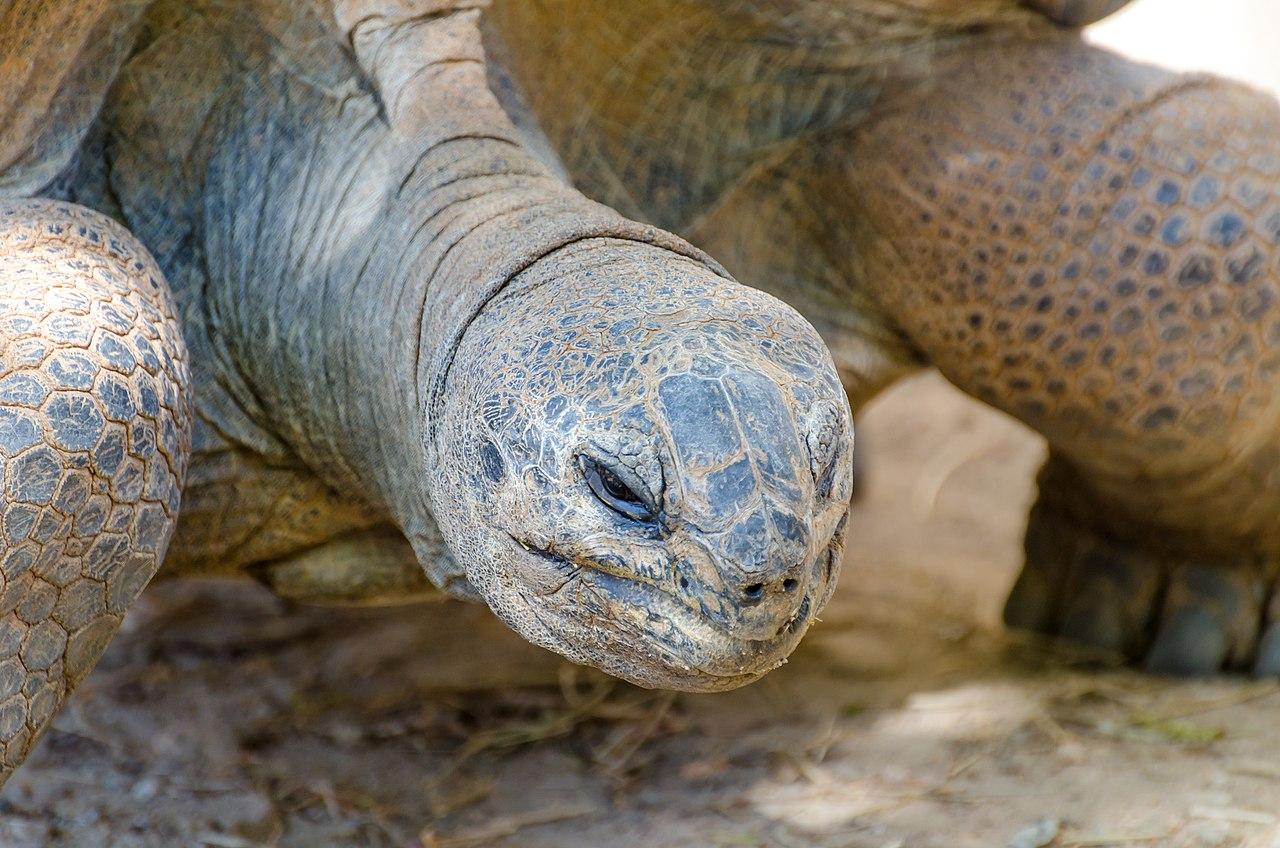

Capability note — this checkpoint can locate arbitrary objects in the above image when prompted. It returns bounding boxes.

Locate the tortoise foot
[1004,495,1275,676]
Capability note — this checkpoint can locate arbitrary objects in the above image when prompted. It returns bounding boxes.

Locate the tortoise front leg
[836,26,1280,674]
[0,199,189,783]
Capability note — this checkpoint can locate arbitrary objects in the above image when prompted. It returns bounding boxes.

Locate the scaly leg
[0,199,189,781]
[838,25,1280,674]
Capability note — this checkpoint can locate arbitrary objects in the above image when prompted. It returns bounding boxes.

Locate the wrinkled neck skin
[478,1,1029,408]
[200,6,724,556]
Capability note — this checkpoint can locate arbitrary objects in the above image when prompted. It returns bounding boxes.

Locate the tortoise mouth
[508,534,581,594]
[501,534,830,690]
[508,534,651,593]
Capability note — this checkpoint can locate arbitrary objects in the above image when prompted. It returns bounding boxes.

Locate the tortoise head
[431,239,853,691]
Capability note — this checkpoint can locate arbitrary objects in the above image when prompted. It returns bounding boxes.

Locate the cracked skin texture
[485,0,1280,677]
[0,0,854,783]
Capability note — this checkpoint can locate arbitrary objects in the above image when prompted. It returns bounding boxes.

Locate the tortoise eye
[580,456,655,523]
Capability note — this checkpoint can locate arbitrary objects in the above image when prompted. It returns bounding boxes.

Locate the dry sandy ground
[4,373,1280,848]
[7,2,1280,845]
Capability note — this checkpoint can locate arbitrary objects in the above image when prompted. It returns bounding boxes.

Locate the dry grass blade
[1156,681,1280,719]
[1228,760,1280,780]
[1060,835,1173,847]
[594,691,677,777]
[433,673,618,784]
[425,778,494,819]
[1188,805,1278,826]
[1128,711,1225,745]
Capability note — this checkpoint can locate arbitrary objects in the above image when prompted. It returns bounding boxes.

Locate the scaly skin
[0,199,190,774]
[9,0,1272,790]
[841,30,1280,673]
[488,0,1280,674]
[482,0,1055,401]
[0,0,854,784]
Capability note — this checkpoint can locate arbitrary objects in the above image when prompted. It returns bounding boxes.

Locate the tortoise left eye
[580,456,655,523]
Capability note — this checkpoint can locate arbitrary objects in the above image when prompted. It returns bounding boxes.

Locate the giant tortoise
[0,0,1276,785]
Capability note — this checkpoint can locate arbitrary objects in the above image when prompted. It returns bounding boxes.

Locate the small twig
[425,777,493,819]
[419,804,594,848]
[307,779,342,821]
[781,750,837,786]
[1060,834,1173,847]
[196,834,259,848]
[946,749,987,780]
[1228,760,1280,780]
[432,674,617,783]
[1031,713,1076,747]
[802,713,843,764]
[912,437,995,516]
[595,691,676,777]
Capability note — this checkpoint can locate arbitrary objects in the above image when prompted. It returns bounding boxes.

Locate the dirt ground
[4,373,1280,848]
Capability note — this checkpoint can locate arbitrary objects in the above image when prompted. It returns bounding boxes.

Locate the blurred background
[1091,0,1280,92]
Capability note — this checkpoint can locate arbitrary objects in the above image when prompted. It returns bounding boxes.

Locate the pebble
[130,776,159,802]
[1007,817,1061,848]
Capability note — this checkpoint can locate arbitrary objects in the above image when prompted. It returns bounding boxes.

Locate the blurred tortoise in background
[485,0,1280,677]
[3,0,1280,788]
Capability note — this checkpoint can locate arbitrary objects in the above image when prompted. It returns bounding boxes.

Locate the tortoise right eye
[579,455,656,523]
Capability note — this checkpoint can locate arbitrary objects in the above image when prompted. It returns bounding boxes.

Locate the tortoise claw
[1145,606,1230,676]
[1252,622,1280,678]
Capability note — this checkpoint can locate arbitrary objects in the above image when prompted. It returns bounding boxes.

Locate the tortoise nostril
[679,575,690,590]
[740,572,803,606]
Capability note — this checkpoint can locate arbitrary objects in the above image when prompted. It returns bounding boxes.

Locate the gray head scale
[431,239,854,691]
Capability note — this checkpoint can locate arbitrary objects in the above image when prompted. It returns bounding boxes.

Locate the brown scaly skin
[487,0,1280,676]
[840,31,1280,673]
[0,0,854,783]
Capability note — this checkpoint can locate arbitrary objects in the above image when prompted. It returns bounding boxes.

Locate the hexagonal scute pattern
[0,199,190,780]
[844,30,1280,548]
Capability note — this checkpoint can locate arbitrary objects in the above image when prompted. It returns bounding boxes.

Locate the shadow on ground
[4,374,1280,848]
